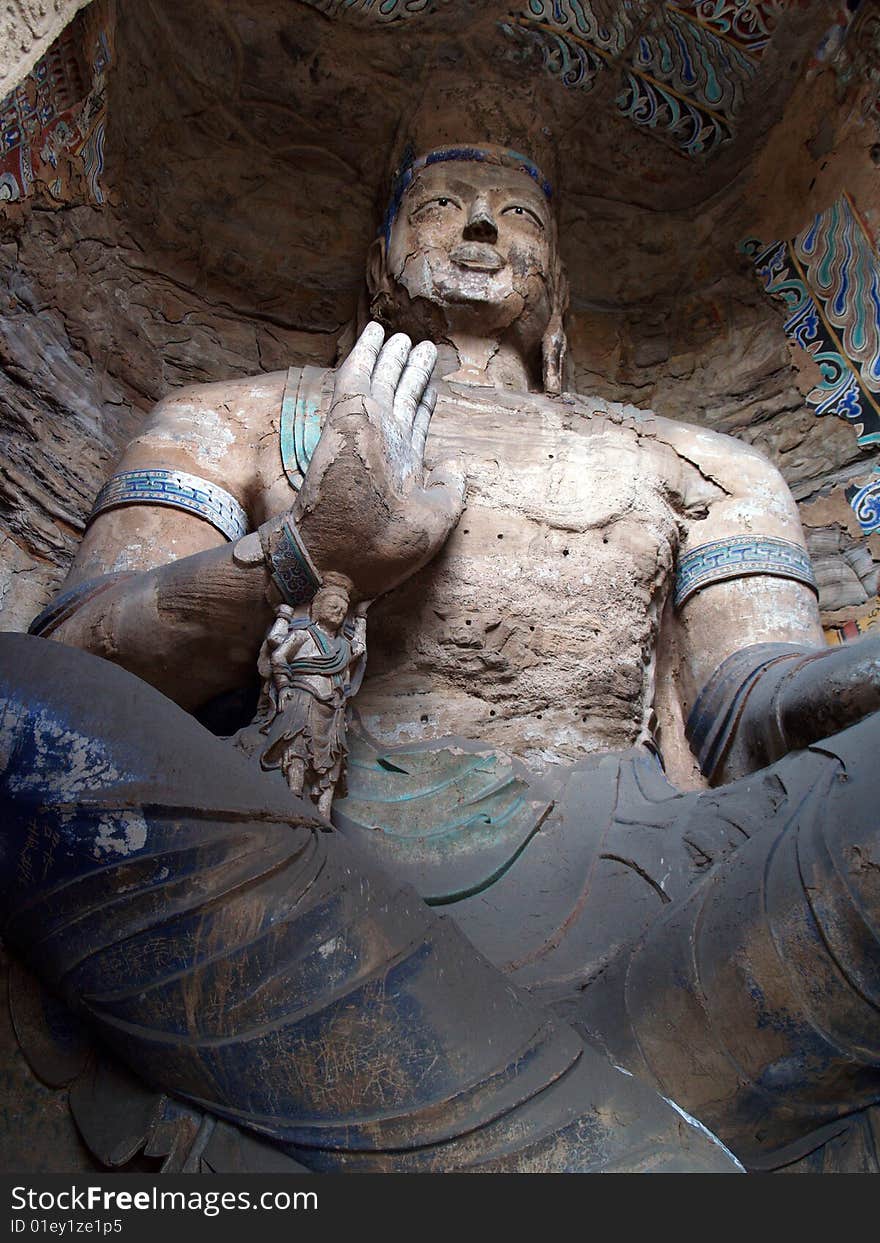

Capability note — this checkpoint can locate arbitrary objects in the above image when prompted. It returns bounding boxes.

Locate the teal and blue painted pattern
[335,721,550,905]
[500,0,785,158]
[796,195,880,401]
[616,68,734,158]
[621,4,756,156]
[89,468,249,542]
[634,11,756,116]
[672,1,785,55]
[291,0,791,160]
[515,0,646,54]
[268,521,322,606]
[500,0,646,93]
[280,366,326,492]
[499,16,608,94]
[847,469,880,536]
[296,0,444,21]
[674,535,817,608]
[742,195,880,448]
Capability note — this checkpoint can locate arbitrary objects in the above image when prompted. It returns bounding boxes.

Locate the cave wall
[2,0,880,638]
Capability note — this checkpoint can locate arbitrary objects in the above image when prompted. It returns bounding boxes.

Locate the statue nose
[463,204,498,243]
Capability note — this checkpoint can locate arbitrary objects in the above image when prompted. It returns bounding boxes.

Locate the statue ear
[339,238,394,357]
[542,259,569,397]
[366,236,395,327]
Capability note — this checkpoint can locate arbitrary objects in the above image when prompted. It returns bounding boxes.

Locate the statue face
[314,592,348,631]
[383,160,555,337]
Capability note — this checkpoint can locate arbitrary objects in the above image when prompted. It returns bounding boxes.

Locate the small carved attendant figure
[244,572,367,818]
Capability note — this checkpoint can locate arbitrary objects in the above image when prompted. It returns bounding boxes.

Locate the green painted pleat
[281,367,328,490]
[344,755,491,801]
[280,377,303,492]
[303,396,323,464]
[343,794,528,842]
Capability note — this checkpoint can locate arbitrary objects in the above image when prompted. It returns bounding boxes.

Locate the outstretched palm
[293,322,466,600]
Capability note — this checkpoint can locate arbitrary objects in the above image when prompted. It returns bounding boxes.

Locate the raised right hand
[292,322,466,601]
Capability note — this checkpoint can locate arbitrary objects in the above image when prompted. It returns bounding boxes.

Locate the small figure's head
[311,571,352,634]
[367,145,568,393]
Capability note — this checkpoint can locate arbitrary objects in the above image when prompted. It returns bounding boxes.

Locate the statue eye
[502,204,544,229]
[412,196,459,219]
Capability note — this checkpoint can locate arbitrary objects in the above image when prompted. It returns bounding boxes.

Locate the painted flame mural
[744,194,880,536]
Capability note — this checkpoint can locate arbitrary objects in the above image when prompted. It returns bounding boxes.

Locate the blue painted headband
[382,145,553,245]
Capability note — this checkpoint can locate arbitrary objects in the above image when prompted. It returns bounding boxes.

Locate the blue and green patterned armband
[89,468,249,542]
[260,519,323,606]
[674,536,818,609]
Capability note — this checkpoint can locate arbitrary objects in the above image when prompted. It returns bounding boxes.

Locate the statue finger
[411,382,438,463]
[371,332,412,409]
[394,341,437,435]
[334,321,386,399]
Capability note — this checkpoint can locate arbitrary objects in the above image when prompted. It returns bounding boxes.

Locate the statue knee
[0,633,741,1172]
[574,727,880,1169]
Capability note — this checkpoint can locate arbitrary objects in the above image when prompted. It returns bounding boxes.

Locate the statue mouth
[450,243,504,272]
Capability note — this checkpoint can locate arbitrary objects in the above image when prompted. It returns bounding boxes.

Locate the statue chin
[382,272,548,367]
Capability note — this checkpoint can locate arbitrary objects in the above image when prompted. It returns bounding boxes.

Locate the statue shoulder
[143,369,290,443]
[574,394,784,492]
[582,394,797,519]
[649,413,791,498]
[123,366,331,491]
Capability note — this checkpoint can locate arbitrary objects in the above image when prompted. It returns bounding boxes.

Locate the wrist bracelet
[261,519,322,606]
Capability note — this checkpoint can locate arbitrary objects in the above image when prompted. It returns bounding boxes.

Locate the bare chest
[420,391,686,609]
[434,389,682,523]
[358,392,688,762]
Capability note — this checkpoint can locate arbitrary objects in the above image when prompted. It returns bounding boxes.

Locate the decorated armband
[88,468,249,542]
[674,536,818,610]
[259,518,323,607]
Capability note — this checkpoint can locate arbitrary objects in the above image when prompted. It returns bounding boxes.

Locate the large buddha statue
[2,99,880,1174]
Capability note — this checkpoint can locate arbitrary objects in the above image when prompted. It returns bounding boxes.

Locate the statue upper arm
[66,373,287,588]
[658,421,824,714]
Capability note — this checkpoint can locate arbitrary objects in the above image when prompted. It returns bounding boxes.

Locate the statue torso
[254,370,711,767]
[280,623,348,699]
[78,363,727,766]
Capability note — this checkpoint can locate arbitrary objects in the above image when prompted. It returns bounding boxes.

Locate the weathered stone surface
[6,0,880,1180]
[1,0,880,641]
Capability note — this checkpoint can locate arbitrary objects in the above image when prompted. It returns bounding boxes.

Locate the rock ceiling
[299,0,823,161]
[0,0,863,325]
[75,0,831,324]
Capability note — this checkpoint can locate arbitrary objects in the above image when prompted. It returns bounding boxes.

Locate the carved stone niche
[0,0,858,633]
[4,0,880,1180]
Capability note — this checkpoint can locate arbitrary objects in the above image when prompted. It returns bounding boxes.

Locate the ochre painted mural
[0,4,111,205]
